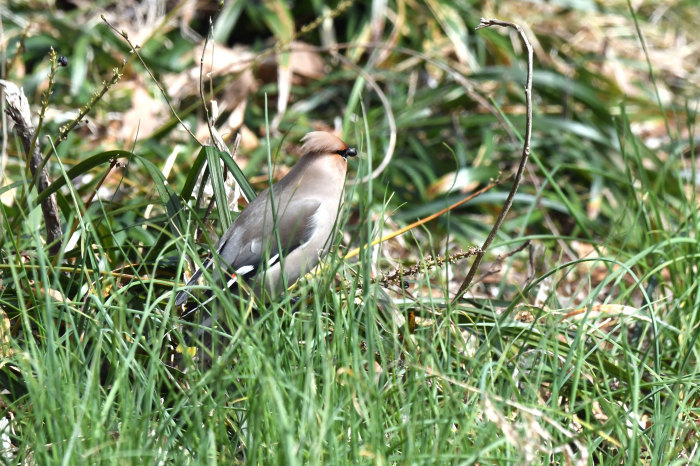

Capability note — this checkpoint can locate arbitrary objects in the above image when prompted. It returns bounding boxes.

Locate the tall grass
[1,0,699,463]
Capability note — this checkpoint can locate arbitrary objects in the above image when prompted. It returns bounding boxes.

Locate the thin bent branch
[452,18,534,304]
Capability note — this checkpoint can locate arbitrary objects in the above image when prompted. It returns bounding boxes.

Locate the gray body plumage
[175,131,357,306]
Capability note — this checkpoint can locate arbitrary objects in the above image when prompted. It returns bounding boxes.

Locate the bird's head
[301,131,357,161]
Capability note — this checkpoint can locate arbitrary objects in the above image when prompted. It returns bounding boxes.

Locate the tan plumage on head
[300,131,351,155]
[175,131,357,308]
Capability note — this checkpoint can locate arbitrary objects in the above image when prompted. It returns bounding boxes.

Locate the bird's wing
[174,198,321,306]
[231,197,322,275]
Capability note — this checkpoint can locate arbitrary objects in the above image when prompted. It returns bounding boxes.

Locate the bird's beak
[339,147,358,160]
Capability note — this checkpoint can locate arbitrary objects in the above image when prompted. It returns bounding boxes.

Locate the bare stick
[452,18,534,304]
[0,75,62,255]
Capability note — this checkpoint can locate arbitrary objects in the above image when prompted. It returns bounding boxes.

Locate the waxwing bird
[175,131,357,307]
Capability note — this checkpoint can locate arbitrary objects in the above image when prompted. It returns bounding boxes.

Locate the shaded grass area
[1,0,699,463]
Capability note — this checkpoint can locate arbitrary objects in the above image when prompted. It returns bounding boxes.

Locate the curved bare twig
[452,18,534,303]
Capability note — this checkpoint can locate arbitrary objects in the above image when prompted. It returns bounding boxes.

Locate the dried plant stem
[452,18,534,304]
[0,50,62,255]
[55,59,127,145]
[343,180,499,261]
[376,248,479,288]
[27,59,126,197]
[25,48,59,180]
[101,15,198,142]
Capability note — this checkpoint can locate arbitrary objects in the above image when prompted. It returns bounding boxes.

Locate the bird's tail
[175,257,252,308]
[174,256,212,306]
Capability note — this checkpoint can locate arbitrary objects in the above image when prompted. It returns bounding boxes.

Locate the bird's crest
[300,131,349,155]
